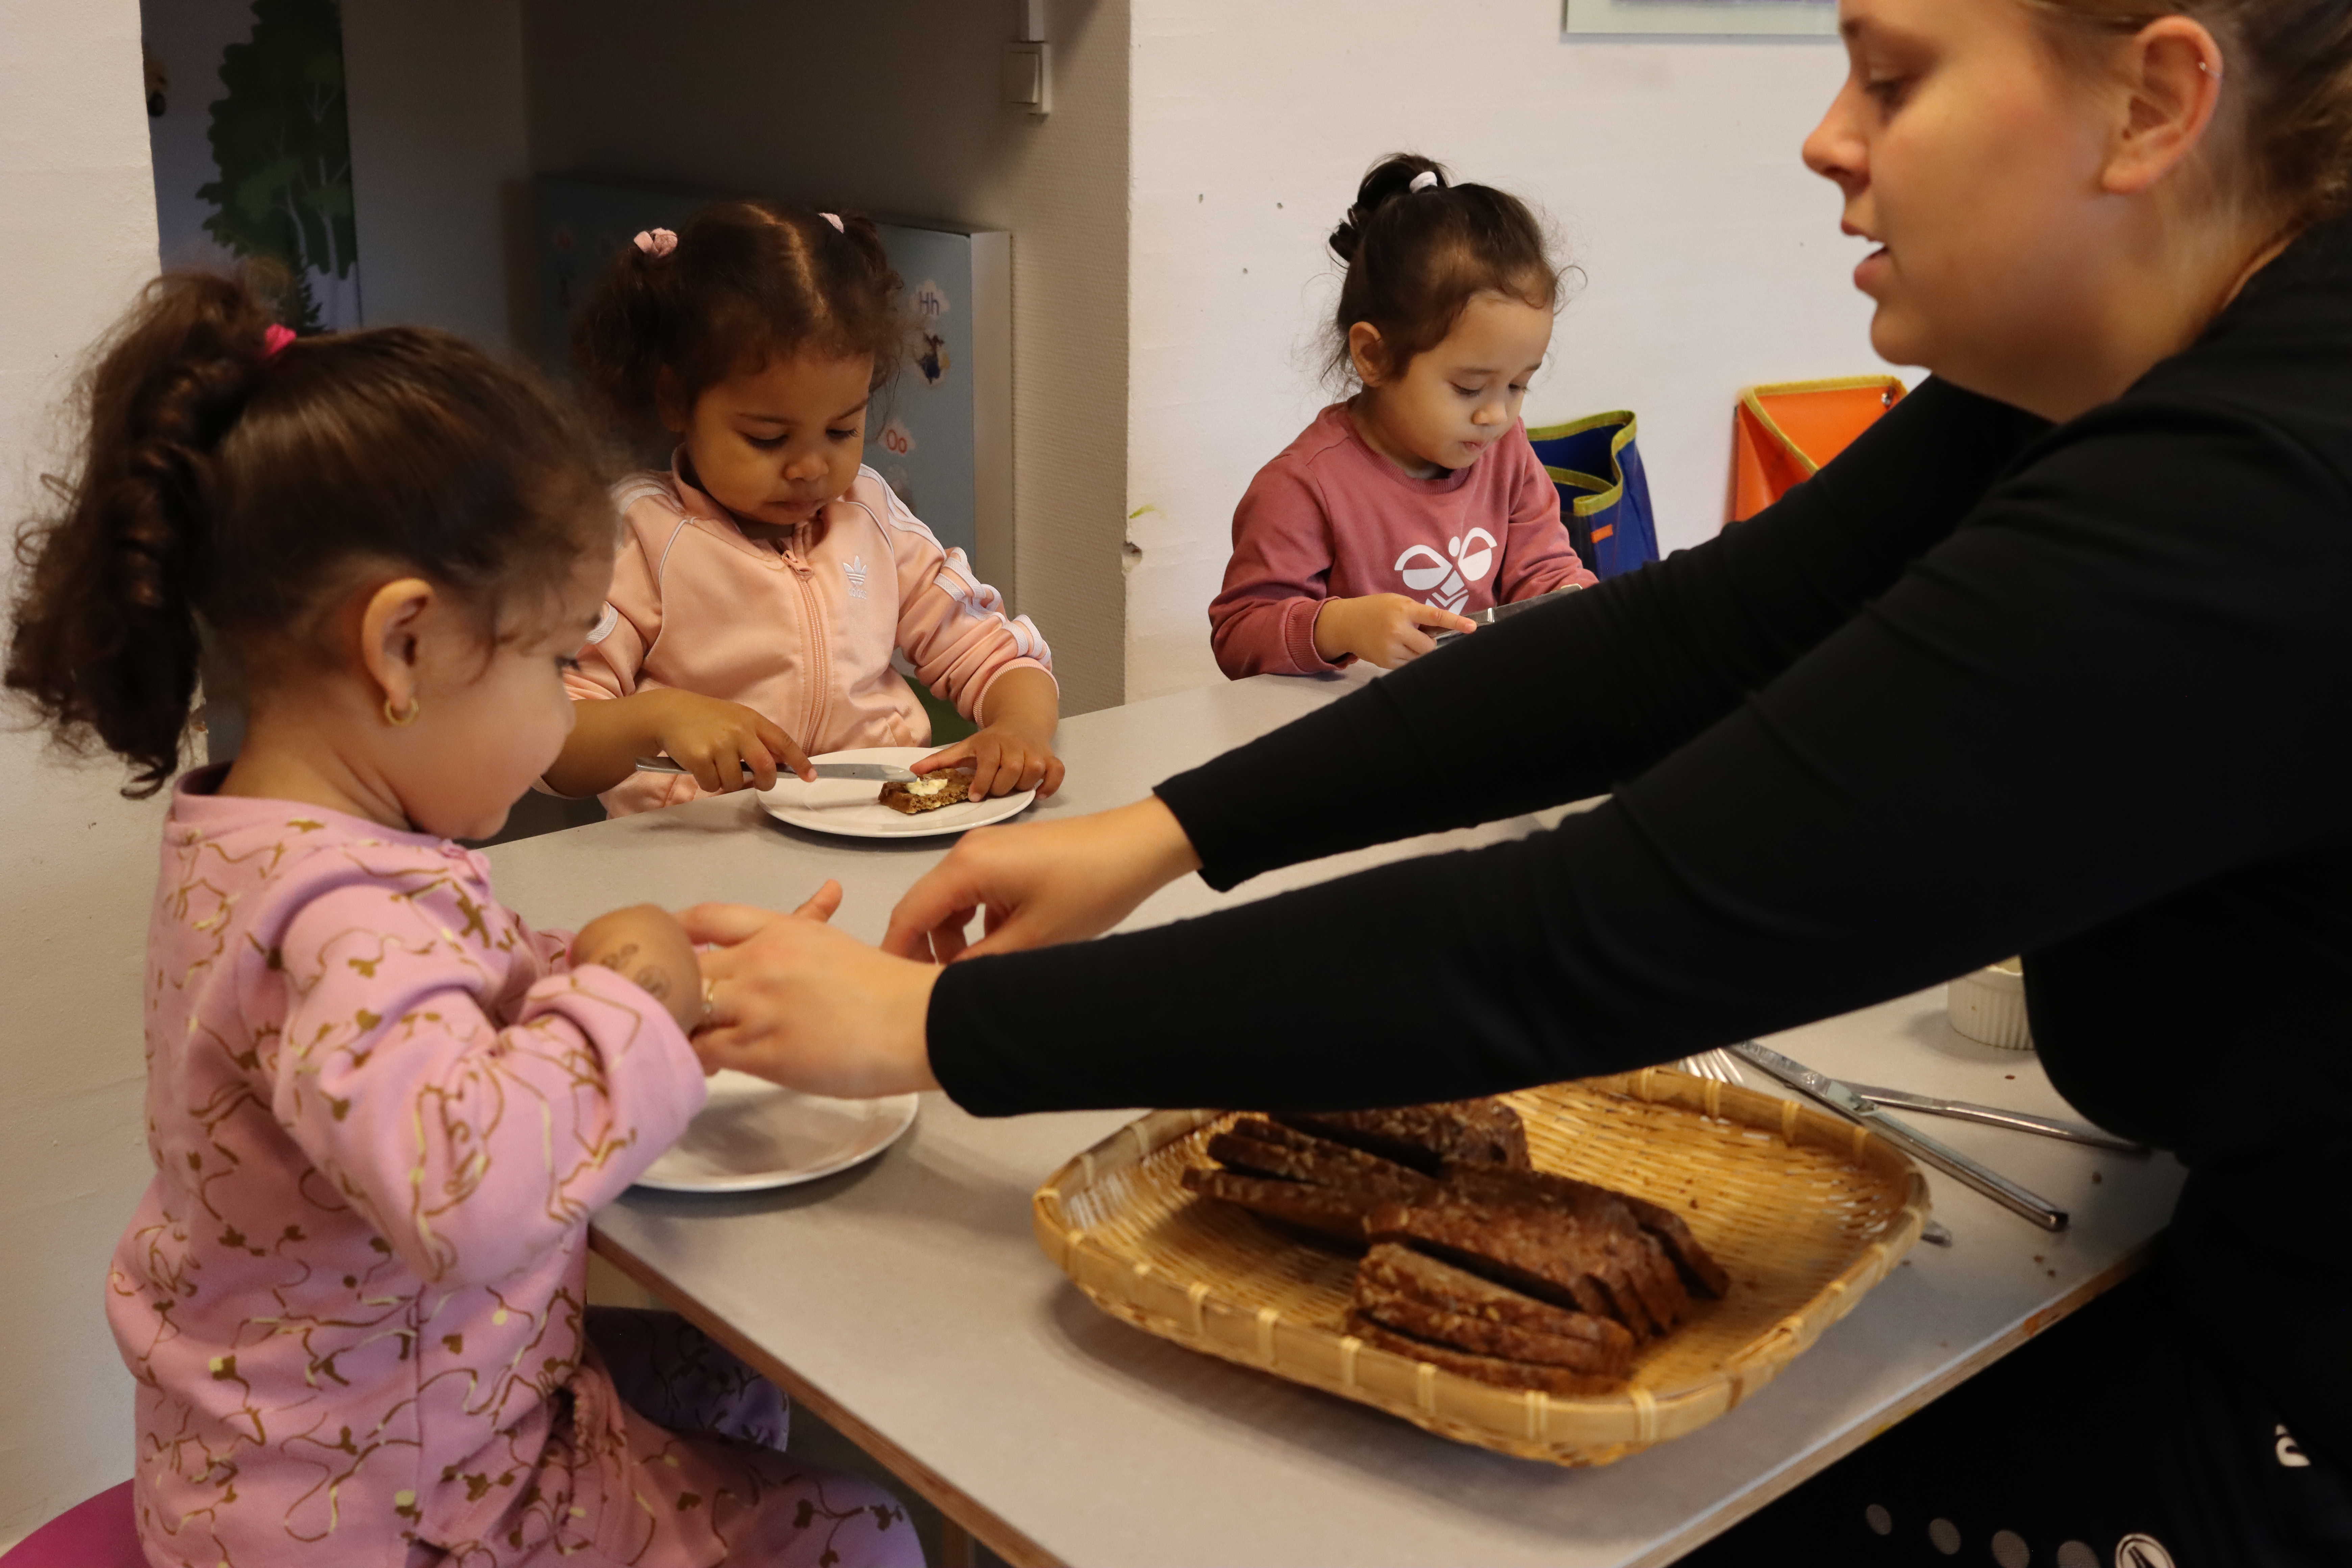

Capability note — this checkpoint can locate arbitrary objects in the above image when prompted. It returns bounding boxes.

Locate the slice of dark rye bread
[1425,1169,1694,1334]
[1179,1166,1380,1249]
[1342,1312,1624,1397]
[1356,1244,1634,1375]
[1205,1126,1439,1203]
[1275,1100,1530,1174]
[1442,1163,1731,1299]
[878,771,973,814]
[1367,1195,1687,1339]
[1356,1244,1635,1354]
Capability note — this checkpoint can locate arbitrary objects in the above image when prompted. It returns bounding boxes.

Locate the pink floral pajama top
[106,772,893,1567]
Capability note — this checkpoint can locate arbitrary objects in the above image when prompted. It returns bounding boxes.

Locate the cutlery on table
[1726,1042,2068,1232]
[1838,1082,2145,1154]
[634,757,919,784]
[1429,585,1586,646]
[1677,1050,2142,1154]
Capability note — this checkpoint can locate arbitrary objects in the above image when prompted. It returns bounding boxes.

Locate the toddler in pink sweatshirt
[1211,154,1595,678]
[10,273,921,1567]
[548,201,1061,815]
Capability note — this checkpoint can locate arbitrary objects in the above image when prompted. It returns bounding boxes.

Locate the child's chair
[0,1481,142,1568]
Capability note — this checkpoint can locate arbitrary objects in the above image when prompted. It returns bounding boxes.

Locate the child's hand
[644,690,812,792]
[913,721,1064,800]
[572,904,704,1033]
[1312,594,1476,669]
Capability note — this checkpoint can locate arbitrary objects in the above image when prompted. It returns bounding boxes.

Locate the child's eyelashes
[827,428,858,442]
[1864,74,1914,111]
[556,655,582,672]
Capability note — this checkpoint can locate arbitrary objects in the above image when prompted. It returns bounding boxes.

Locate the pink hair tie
[634,227,678,258]
[261,324,297,359]
[819,212,845,234]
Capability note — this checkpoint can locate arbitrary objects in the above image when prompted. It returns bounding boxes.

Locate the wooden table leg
[939,1517,977,1568]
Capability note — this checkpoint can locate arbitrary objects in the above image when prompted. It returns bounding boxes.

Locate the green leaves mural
[197,0,357,333]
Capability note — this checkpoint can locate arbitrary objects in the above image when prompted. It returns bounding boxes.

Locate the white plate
[757,745,1037,838]
[634,1072,921,1194]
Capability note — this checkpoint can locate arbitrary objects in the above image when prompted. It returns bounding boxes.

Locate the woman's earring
[382,695,422,727]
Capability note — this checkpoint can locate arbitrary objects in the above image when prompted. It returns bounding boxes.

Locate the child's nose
[785,451,829,481]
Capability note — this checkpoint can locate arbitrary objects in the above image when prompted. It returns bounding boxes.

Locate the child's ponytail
[1325,152,1563,387]
[6,272,277,794]
[9,272,609,799]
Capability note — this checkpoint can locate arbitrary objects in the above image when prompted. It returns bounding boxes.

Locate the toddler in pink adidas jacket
[547,200,1060,815]
[1210,155,1594,679]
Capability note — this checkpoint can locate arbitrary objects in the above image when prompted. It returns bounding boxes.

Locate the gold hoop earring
[383,695,422,727]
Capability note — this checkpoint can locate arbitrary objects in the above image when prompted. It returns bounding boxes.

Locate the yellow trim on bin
[1526,410,1639,520]
[1735,376,1904,479]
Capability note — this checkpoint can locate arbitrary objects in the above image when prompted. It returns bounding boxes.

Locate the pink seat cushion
[1,1481,142,1568]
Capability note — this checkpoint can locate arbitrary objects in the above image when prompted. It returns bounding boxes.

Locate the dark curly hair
[571,199,907,450]
[5,269,610,797]
[1326,153,1563,386]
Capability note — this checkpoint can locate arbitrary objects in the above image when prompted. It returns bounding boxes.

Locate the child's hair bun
[1329,153,1450,263]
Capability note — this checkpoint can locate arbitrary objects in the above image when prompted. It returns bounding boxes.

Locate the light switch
[1001,43,1050,115]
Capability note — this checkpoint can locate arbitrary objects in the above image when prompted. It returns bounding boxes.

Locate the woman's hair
[1326,153,1562,386]
[5,270,610,797]
[2025,0,2352,222]
[572,199,907,445]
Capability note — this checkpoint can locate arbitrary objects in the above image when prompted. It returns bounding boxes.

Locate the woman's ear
[2100,16,2227,198]
[1348,322,1391,387]
[355,577,437,719]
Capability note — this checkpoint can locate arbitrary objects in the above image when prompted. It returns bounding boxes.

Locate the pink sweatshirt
[113,775,727,1563]
[568,460,1052,816]
[1208,403,1596,679]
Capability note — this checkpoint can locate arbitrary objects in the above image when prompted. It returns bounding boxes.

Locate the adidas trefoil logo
[841,554,870,600]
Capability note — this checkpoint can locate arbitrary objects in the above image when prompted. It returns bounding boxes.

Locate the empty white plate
[758,746,1038,839]
[634,1072,921,1194]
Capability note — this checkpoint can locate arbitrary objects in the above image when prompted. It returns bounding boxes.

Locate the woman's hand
[882,795,1203,963]
[643,689,812,793]
[914,665,1064,799]
[1312,593,1475,668]
[572,904,705,1033]
[685,896,942,1097]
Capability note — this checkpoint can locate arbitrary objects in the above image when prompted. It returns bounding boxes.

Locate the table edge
[588,1228,1065,1568]
[1624,1242,2156,1567]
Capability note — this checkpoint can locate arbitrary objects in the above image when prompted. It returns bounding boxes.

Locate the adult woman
[687,0,2352,1559]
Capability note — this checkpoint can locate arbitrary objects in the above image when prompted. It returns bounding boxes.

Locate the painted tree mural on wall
[197,0,358,332]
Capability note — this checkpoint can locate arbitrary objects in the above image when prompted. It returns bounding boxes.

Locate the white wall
[524,0,1132,715]
[1125,4,1887,699]
[343,0,533,354]
[0,0,168,1542]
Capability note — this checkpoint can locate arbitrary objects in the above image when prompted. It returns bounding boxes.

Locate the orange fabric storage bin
[1728,376,1906,523]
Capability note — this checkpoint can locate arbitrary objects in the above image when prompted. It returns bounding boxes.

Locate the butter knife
[1730,1041,2069,1232]
[1429,585,1585,646]
[633,757,919,784]
[1841,1082,2146,1154]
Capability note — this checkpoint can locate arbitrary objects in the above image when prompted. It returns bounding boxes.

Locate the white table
[484,671,2184,1568]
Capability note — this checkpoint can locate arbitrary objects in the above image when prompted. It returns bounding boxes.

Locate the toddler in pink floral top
[8,273,920,1567]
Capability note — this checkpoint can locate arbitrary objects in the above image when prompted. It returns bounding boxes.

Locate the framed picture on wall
[1564,0,1838,36]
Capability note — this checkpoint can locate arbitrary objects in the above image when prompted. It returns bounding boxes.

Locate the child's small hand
[644,690,812,792]
[1312,594,1476,669]
[914,721,1064,800]
[572,904,704,1033]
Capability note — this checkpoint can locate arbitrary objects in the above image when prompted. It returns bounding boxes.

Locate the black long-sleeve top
[932,216,2352,1466]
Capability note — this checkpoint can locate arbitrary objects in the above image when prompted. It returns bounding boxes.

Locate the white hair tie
[633,227,677,258]
[820,212,845,233]
[1408,170,1440,194]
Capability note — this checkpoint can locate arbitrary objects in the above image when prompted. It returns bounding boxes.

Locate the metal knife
[633,757,919,784]
[1429,585,1585,646]
[1841,1081,2146,1154]
[1730,1041,2069,1232]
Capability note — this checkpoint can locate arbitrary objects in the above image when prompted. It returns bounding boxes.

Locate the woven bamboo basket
[1032,1068,1931,1467]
